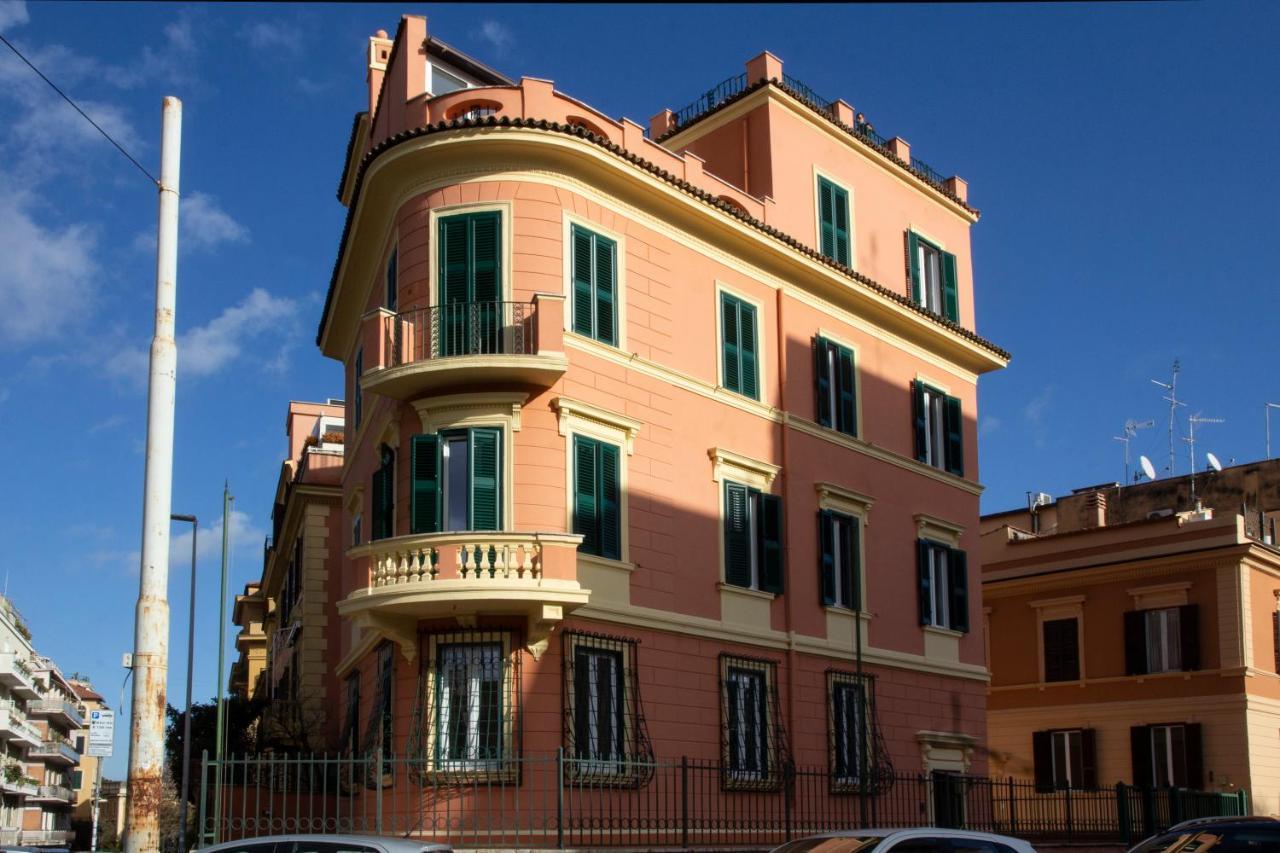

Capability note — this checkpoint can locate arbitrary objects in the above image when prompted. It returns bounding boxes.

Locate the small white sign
[87,709,114,757]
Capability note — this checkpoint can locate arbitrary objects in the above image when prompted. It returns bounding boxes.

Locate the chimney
[1085,491,1107,529]
[367,29,393,115]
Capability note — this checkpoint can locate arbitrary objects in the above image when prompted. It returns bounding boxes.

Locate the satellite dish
[1207,452,1222,472]
[1139,455,1156,481]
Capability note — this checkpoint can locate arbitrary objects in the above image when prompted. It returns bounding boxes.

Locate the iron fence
[385,301,535,367]
[198,751,1248,849]
[781,74,836,117]
[670,74,749,131]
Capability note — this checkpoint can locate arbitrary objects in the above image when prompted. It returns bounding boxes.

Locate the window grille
[404,629,521,783]
[561,631,654,785]
[718,654,792,791]
[825,670,894,794]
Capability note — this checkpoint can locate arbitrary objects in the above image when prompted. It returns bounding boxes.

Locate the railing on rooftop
[670,73,748,130]
[781,73,837,117]
[910,155,949,189]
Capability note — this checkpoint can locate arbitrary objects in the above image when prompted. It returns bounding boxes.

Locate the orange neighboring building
[982,460,1280,815]
[243,12,1010,806]
[232,401,346,748]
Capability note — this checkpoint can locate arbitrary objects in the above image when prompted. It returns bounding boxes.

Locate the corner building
[320,14,1008,799]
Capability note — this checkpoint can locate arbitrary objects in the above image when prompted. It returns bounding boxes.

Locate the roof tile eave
[317,117,1009,363]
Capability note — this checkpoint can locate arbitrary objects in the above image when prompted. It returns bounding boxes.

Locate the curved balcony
[338,531,588,659]
[0,654,40,700]
[360,296,568,402]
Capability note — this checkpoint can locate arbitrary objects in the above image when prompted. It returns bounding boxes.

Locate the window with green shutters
[723,482,783,594]
[572,435,621,560]
[720,292,759,400]
[371,444,395,541]
[353,348,363,430]
[570,224,618,346]
[912,381,964,477]
[410,427,502,533]
[438,211,503,356]
[814,336,857,436]
[817,177,851,267]
[916,540,968,632]
[819,510,861,610]
[385,245,398,311]
[906,231,958,322]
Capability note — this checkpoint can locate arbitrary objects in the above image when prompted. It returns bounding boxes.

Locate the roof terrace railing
[671,73,748,130]
[781,73,837,117]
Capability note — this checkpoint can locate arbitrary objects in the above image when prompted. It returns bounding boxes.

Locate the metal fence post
[1170,787,1183,827]
[374,747,383,836]
[680,756,689,849]
[784,772,793,842]
[1007,778,1017,836]
[1116,783,1130,847]
[1142,786,1156,839]
[555,747,565,850]
[197,750,209,848]
[1237,789,1249,815]
[1064,783,1073,841]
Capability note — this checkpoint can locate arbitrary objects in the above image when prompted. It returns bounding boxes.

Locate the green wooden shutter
[819,510,836,606]
[723,482,752,588]
[917,540,932,626]
[386,246,398,311]
[907,232,921,304]
[439,215,471,304]
[594,234,617,346]
[814,337,833,428]
[410,435,440,534]
[818,178,836,260]
[377,447,395,540]
[371,467,386,541]
[1130,726,1153,788]
[757,492,783,594]
[832,184,850,266]
[948,548,969,632]
[739,300,759,400]
[468,427,501,531]
[848,519,862,611]
[599,441,621,560]
[721,294,740,393]
[572,435,600,555]
[1032,731,1054,792]
[571,226,594,338]
[572,649,591,759]
[836,345,857,436]
[470,212,501,302]
[941,250,958,322]
[912,381,929,463]
[944,394,964,477]
[353,349,363,429]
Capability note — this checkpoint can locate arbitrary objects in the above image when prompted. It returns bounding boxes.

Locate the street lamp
[170,513,197,852]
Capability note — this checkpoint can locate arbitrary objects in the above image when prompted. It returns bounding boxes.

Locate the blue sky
[1,1,1277,778]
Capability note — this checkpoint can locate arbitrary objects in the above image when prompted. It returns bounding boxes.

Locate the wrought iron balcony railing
[385,301,535,367]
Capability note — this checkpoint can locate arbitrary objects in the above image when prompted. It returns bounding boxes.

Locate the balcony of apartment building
[359,295,569,402]
[0,654,41,699]
[20,829,71,846]
[26,784,74,805]
[29,735,78,766]
[338,530,588,658]
[27,694,84,731]
[0,700,43,748]
[0,763,38,797]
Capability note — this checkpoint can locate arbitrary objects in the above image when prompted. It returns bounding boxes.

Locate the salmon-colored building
[982,461,1280,814]
[240,11,1009,823]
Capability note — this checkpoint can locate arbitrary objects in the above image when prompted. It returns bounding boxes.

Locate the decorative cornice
[553,396,643,454]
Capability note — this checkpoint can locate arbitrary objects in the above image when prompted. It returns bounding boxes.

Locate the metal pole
[90,760,103,852]
[124,95,181,853]
[172,513,197,852]
[212,484,231,843]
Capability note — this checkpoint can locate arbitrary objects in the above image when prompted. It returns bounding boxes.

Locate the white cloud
[0,1,28,34]
[169,507,265,568]
[240,21,302,55]
[0,386,9,404]
[476,20,513,54]
[1023,386,1053,425]
[181,192,249,252]
[107,288,297,385]
[979,416,1002,437]
[89,414,127,433]
[0,190,99,347]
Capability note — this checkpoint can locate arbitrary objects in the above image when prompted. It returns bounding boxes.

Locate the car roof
[200,835,451,853]
[794,828,1034,847]
[1167,815,1280,831]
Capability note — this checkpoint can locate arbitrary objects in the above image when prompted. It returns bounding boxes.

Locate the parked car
[770,828,1036,853]
[199,835,453,853]
[1127,816,1280,852]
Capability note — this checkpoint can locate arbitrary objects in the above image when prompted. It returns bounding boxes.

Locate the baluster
[428,547,439,579]
[407,549,422,583]
[495,545,509,579]
[456,544,469,578]
[530,542,542,577]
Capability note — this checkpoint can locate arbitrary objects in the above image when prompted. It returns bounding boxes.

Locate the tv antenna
[1114,419,1155,484]
[1184,412,1225,505]
[1151,359,1184,477]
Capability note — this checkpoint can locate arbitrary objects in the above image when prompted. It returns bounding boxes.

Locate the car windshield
[774,838,883,853]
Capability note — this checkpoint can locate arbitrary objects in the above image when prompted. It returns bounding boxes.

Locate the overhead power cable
[1,32,159,186]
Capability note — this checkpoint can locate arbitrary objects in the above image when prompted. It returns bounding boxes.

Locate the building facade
[69,679,107,841]
[234,400,346,749]
[240,12,1008,819]
[982,462,1280,814]
[0,596,83,847]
